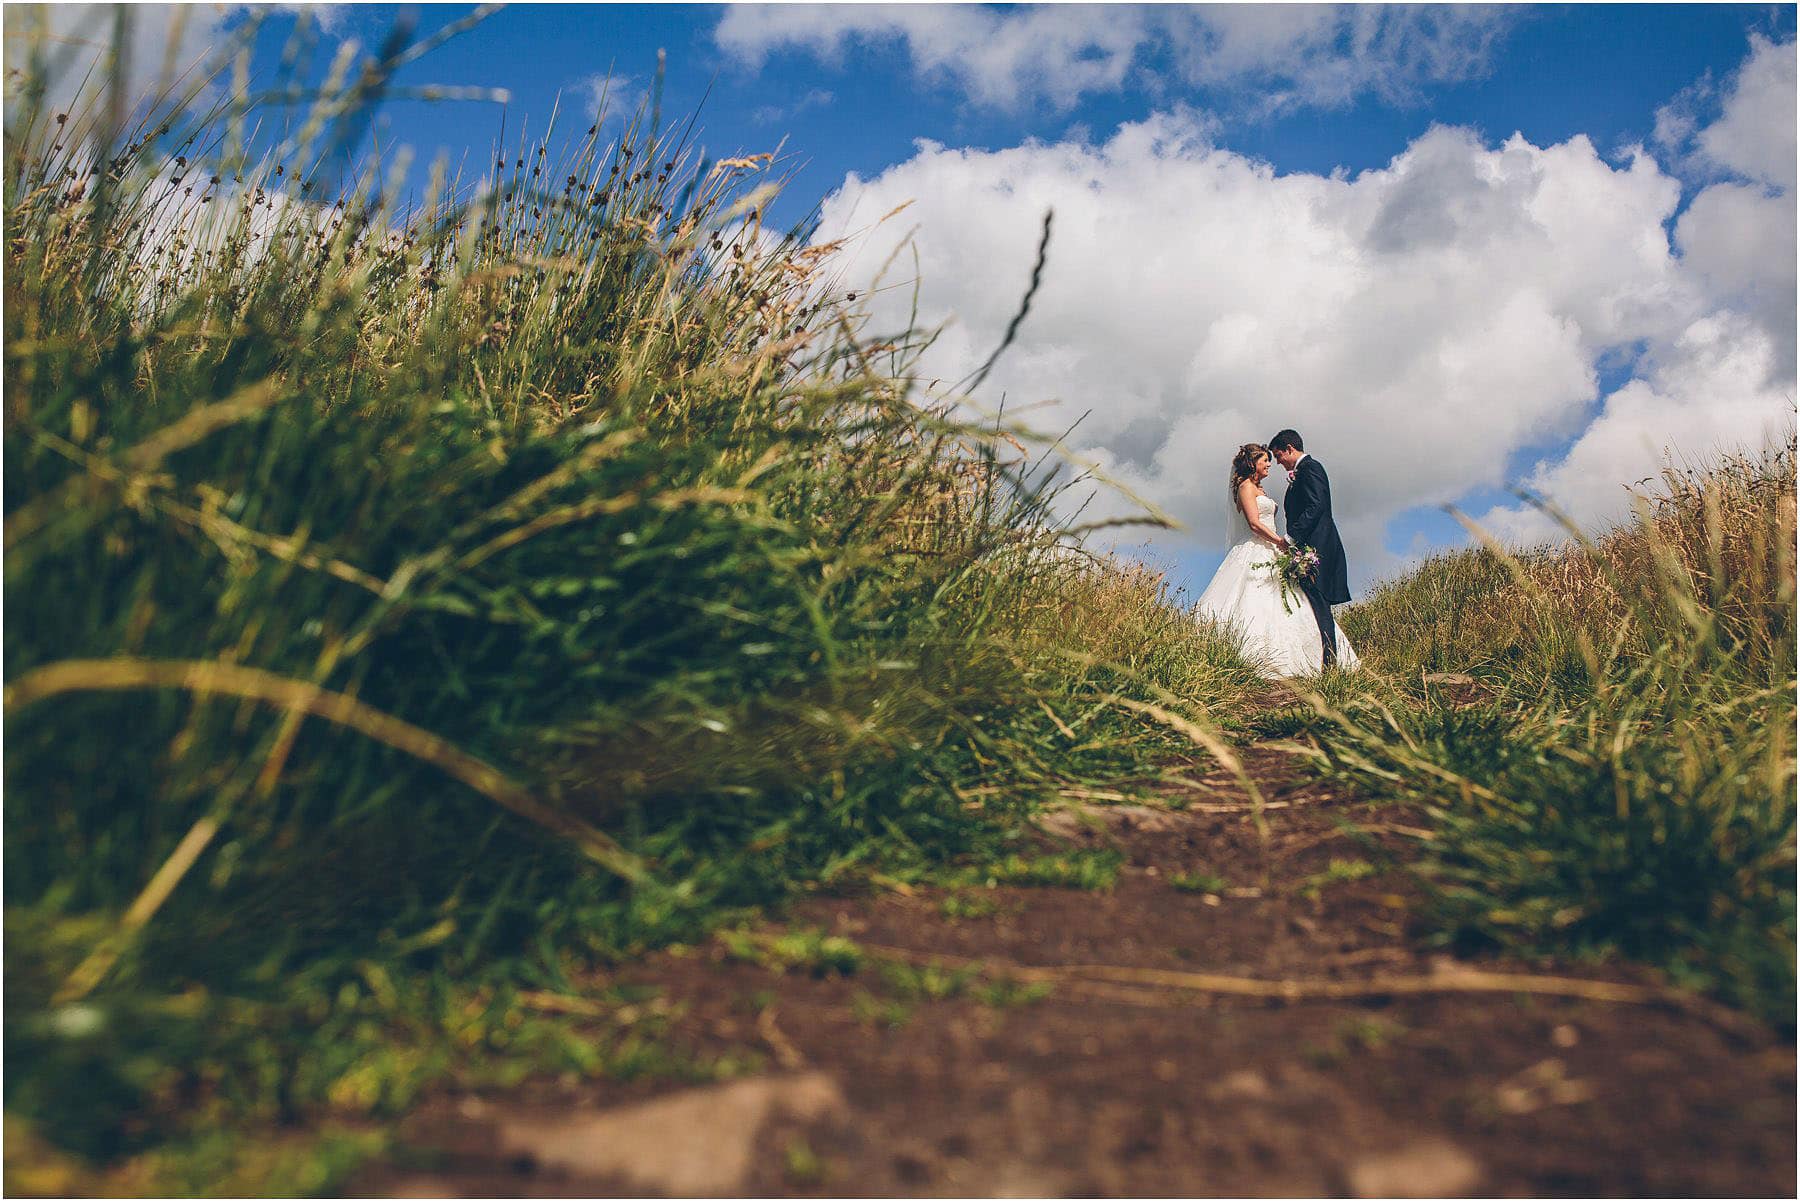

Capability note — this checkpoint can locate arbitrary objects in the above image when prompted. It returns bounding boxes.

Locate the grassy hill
[1330,443,1796,1021]
[5,23,1793,1191]
[3,22,1258,1182]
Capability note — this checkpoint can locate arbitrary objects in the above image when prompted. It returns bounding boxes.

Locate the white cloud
[1675,180,1796,378]
[1652,77,1710,160]
[3,4,230,132]
[810,36,1795,583]
[1474,314,1794,546]
[1654,36,1795,193]
[1480,35,1796,543]
[715,4,1514,115]
[717,5,1144,112]
[1694,33,1796,191]
[1658,35,1797,378]
[292,4,349,37]
[752,87,835,127]
[576,71,644,126]
[1162,5,1514,113]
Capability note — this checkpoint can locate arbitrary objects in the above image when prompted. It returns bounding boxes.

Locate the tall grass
[1329,443,1797,1021]
[3,15,1251,1175]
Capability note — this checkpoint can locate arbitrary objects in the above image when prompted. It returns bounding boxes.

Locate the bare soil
[355,741,1796,1198]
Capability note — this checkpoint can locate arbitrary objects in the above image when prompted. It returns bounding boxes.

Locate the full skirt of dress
[1194,538,1360,678]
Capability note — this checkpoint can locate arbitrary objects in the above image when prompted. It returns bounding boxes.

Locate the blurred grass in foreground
[3,10,1260,1186]
[1330,441,1796,1023]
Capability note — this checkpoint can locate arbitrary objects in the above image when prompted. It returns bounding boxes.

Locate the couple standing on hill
[1195,429,1360,678]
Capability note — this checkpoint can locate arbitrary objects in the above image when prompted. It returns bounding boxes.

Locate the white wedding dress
[1195,492,1359,678]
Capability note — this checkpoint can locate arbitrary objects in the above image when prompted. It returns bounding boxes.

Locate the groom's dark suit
[1283,455,1351,666]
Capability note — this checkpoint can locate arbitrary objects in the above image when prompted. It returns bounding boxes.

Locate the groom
[1269,429,1350,667]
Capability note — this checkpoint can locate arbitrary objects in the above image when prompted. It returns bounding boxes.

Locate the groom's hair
[1269,429,1304,453]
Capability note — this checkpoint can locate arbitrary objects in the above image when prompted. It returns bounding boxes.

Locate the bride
[1195,443,1359,677]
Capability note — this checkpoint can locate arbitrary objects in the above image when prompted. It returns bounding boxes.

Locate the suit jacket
[1283,456,1350,605]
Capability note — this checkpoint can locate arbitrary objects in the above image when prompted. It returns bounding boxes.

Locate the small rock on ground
[495,1071,845,1196]
[1346,1137,1483,1198]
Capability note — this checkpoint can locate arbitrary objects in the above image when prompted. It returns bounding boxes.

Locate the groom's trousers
[1301,582,1337,668]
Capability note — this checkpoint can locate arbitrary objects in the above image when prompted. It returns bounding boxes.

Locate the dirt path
[354,736,1795,1197]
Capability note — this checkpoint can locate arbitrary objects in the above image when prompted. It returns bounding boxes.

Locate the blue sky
[73,3,1799,595]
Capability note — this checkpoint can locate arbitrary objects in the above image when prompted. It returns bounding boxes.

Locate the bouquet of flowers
[1255,543,1320,615]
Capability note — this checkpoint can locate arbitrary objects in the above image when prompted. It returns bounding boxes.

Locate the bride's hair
[1229,443,1270,501]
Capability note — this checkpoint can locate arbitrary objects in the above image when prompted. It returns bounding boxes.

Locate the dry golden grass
[1344,441,1796,687]
[1325,439,1795,1023]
